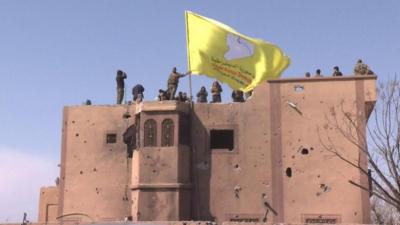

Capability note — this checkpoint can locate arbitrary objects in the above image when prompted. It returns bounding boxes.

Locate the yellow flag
[185,11,290,92]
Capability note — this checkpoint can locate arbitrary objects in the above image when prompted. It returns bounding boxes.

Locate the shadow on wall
[191,112,214,221]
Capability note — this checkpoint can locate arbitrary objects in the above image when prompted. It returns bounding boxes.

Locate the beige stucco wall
[191,76,376,224]
[131,102,192,221]
[272,76,376,224]
[38,186,59,223]
[59,104,136,222]
[191,87,273,223]
[54,75,376,224]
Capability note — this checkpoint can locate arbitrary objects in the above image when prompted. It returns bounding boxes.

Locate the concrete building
[38,75,377,224]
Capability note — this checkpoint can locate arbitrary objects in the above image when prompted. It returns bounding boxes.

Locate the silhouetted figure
[197,86,208,103]
[158,89,168,101]
[22,212,28,225]
[182,92,188,102]
[176,91,185,101]
[332,66,343,76]
[132,84,145,102]
[354,59,374,75]
[211,81,223,103]
[167,67,190,100]
[116,70,127,104]
[232,90,245,102]
[305,72,311,78]
[123,124,136,158]
[315,69,322,77]
[85,99,92,105]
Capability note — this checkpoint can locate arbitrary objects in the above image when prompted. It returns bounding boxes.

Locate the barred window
[161,119,174,146]
[144,119,157,147]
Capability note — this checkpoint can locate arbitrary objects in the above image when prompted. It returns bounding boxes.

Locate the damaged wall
[191,76,376,224]
[51,75,376,225]
[131,102,192,221]
[272,76,376,224]
[58,105,135,222]
[191,86,273,224]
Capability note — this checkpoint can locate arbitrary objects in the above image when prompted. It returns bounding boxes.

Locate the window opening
[144,119,157,147]
[106,133,117,144]
[161,119,174,146]
[210,129,234,150]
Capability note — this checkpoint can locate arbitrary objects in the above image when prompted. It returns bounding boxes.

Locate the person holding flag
[167,67,191,100]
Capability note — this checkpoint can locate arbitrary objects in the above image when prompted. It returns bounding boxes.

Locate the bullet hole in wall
[152,169,156,173]
[320,183,330,192]
[75,133,79,137]
[93,168,97,172]
[286,168,292,177]
[234,164,239,169]
[80,170,83,175]
[72,120,75,124]
[233,185,241,198]
[301,148,309,155]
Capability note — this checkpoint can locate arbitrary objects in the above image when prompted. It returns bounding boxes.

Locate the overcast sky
[1,0,400,222]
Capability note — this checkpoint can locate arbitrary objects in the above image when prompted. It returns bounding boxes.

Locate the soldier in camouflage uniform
[158,89,168,101]
[354,59,374,75]
[231,90,245,102]
[182,92,189,102]
[167,67,190,100]
[116,70,127,104]
[210,81,223,103]
[132,84,145,102]
[123,124,136,158]
[332,66,343,76]
[196,86,208,103]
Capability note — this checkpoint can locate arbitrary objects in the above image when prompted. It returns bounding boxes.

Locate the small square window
[210,129,234,150]
[106,133,117,144]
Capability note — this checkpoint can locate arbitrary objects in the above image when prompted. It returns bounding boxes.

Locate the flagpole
[185,11,193,104]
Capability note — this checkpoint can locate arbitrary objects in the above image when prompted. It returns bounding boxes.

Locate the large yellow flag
[185,11,290,92]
